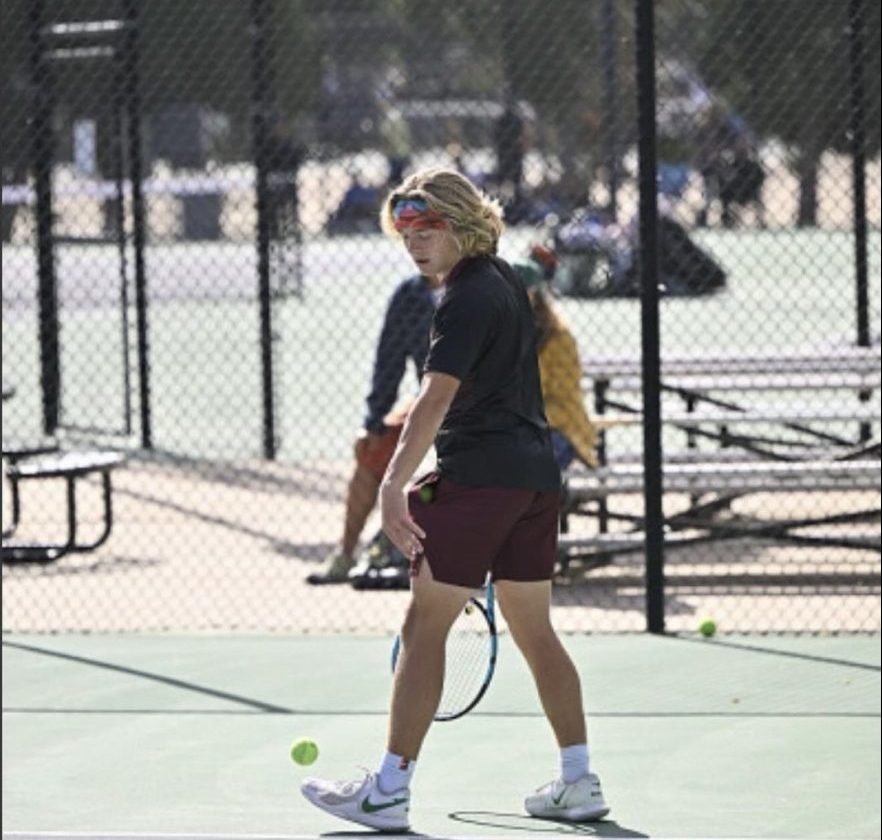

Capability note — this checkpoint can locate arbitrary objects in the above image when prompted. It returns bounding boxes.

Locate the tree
[682,0,881,227]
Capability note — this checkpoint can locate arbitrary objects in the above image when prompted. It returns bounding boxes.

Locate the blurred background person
[695,104,766,229]
[307,272,442,584]
[494,88,531,222]
[265,114,306,241]
[512,246,599,471]
[378,93,413,188]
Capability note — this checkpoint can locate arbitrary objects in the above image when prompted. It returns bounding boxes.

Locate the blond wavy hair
[380,166,505,257]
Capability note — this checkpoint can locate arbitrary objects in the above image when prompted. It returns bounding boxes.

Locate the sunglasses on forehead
[392,197,427,215]
[392,197,448,231]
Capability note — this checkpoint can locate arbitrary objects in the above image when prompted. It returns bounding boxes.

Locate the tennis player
[301,167,609,830]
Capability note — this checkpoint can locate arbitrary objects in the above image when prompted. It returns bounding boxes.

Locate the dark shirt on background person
[364,275,438,433]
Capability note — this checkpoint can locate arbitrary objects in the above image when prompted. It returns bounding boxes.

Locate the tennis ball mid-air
[290,738,319,766]
[418,485,434,503]
[698,618,717,638]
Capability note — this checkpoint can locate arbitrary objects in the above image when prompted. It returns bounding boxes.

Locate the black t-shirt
[424,255,560,492]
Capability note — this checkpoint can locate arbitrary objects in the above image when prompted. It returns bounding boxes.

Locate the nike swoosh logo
[361,795,407,814]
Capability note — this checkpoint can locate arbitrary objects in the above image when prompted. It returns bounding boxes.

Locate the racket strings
[436,600,494,719]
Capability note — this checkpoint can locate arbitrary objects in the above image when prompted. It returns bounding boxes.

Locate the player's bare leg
[387,559,471,759]
[494,579,587,746]
[496,579,609,821]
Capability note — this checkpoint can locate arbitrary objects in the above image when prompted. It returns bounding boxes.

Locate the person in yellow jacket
[512,248,599,470]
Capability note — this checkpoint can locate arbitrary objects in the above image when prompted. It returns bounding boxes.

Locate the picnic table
[2,447,127,564]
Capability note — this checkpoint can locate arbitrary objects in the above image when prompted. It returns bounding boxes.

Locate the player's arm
[379,372,459,557]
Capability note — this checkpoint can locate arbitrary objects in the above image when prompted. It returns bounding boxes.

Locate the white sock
[377,751,415,794]
[560,743,589,784]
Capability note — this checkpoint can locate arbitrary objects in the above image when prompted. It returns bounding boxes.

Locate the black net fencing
[2,0,880,634]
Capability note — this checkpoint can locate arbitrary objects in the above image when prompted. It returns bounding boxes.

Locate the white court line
[1,833,828,840]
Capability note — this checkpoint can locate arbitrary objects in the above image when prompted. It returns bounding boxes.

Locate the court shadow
[449,810,648,836]
[320,832,431,838]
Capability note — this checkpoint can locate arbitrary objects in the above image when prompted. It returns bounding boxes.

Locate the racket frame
[390,580,497,721]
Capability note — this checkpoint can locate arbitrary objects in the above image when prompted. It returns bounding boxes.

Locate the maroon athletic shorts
[407,472,560,588]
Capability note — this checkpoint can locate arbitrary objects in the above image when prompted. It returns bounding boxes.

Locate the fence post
[27,0,60,435]
[847,0,871,443]
[635,0,665,634]
[601,0,620,218]
[123,0,152,449]
[847,0,869,352]
[249,0,278,460]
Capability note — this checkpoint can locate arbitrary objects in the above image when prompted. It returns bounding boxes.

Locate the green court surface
[2,632,880,839]
[3,229,880,461]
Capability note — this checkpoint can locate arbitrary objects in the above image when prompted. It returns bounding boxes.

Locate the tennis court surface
[3,632,879,839]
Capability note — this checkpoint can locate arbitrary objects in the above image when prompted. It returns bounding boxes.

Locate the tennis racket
[391,578,497,721]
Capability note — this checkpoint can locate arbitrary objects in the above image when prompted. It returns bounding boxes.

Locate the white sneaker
[525,773,610,821]
[301,770,410,832]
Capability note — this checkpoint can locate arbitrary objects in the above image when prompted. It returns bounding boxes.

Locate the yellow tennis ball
[698,618,717,638]
[418,485,435,503]
[290,738,319,766]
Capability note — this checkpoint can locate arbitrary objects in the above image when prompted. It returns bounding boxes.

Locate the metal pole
[501,0,517,90]
[27,0,60,435]
[601,0,619,218]
[111,38,133,436]
[250,0,277,460]
[847,0,869,350]
[846,0,871,442]
[123,0,152,448]
[635,0,666,634]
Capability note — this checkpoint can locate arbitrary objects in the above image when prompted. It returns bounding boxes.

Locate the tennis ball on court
[290,738,319,766]
[418,485,435,503]
[698,618,717,638]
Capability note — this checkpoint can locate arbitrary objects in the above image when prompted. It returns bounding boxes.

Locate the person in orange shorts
[307,275,443,584]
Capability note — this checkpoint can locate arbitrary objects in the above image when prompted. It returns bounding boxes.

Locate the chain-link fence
[2,0,880,635]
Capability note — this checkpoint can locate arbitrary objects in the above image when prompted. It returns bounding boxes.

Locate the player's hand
[380,483,426,560]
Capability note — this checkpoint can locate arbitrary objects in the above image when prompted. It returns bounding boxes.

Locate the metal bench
[604,440,881,466]
[558,458,881,571]
[581,347,882,380]
[581,355,880,530]
[566,459,881,497]
[593,406,881,428]
[564,349,882,571]
[591,371,881,394]
[1,450,127,564]
[582,349,881,459]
